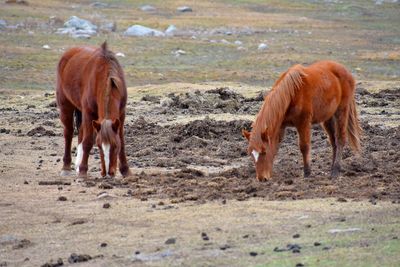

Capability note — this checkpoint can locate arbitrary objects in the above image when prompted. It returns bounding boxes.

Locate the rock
[140,5,156,12]
[68,253,92,263]
[42,44,50,50]
[124,25,165,37]
[234,40,243,45]
[41,258,63,267]
[56,16,97,38]
[0,20,7,29]
[58,196,67,201]
[103,203,111,209]
[172,49,186,56]
[201,232,209,241]
[64,16,97,32]
[314,242,321,246]
[292,233,300,238]
[328,228,362,234]
[258,43,268,50]
[165,238,176,244]
[100,21,116,32]
[221,39,230,44]
[100,242,107,247]
[177,6,192,12]
[90,2,108,8]
[165,25,177,36]
[249,251,258,256]
[115,52,125,57]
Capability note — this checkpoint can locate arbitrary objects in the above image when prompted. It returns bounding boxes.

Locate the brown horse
[243,60,362,181]
[56,41,131,178]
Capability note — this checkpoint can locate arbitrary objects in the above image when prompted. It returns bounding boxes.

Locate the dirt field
[1,82,399,266]
[1,0,400,266]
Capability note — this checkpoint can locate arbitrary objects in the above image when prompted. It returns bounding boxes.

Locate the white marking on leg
[102,143,110,175]
[252,150,259,163]
[75,143,83,173]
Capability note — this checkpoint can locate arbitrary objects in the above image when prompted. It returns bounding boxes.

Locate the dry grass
[0,0,399,90]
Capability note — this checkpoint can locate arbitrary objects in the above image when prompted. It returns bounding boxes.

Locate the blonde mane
[250,64,306,150]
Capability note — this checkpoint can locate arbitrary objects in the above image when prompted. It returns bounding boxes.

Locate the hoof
[121,168,133,178]
[330,166,341,178]
[60,169,73,176]
[256,176,270,182]
[78,172,88,179]
[304,169,311,178]
[330,170,340,178]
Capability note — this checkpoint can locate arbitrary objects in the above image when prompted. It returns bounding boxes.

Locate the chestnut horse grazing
[56,42,131,178]
[243,60,362,181]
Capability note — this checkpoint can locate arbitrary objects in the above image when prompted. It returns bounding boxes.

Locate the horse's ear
[242,129,251,141]
[112,119,120,133]
[92,120,101,132]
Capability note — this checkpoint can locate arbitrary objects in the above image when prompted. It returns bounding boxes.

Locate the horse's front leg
[118,114,131,177]
[296,122,312,178]
[77,122,95,178]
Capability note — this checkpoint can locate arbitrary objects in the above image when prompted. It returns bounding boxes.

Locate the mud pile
[122,87,400,202]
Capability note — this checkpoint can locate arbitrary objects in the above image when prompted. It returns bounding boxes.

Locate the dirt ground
[1,0,400,266]
[0,82,399,266]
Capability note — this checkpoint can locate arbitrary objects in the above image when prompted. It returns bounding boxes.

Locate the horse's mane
[100,119,117,146]
[250,64,306,150]
[99,41,125,118]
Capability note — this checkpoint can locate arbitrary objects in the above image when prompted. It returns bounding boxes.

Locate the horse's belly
[311,93,340,123]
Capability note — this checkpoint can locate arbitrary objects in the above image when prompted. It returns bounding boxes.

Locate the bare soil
[1,83,399,266]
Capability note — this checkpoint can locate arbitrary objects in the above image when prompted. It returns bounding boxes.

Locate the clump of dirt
[27,126,56,137]
[159,87,261,114]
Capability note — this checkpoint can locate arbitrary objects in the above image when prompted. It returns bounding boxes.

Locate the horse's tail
[74,109,82,134]
[347,95,362,153]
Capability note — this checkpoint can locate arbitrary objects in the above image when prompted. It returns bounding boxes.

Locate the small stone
[258,43,268,50]
[249,251,258,256]
[41,258,63,267]
[201,232,209,241]
[165,238,176,245]
[140,5,156,12]
[314,242,321,246]
[337,197,347,202]
[103,203,111,209]
[293,233,300,238]
[68,253,92,263]
[220,244,230,250]
[42,44,50,50]
[322,246,331,250]
[177,6,192,12]
[165,25,177,36]
[100,242,107,247]
[115,52,125,57]
[58,196,67,201]
[296,263,304,267]
[24,180,29,184]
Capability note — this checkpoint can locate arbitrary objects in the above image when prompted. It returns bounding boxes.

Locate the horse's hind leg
[58,101,75,176]
[322,118,337,176]
[296,120,312,178]
[331,106,350,178]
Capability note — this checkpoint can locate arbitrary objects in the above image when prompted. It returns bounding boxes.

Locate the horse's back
[291,60,355,123]
[57,46,99,108]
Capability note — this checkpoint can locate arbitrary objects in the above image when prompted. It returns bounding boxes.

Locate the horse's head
[92,119,121,178]
[242,129,274,181]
